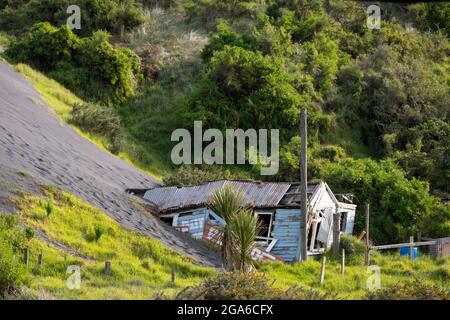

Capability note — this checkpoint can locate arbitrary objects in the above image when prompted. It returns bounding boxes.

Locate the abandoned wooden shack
[132,180,356,262]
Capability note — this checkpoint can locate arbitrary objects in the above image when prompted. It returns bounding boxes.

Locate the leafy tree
[6,23,142,102]
[5,22,78,70]
[317,158,450,244]
[0,0,145,36]
[186,45,303,141]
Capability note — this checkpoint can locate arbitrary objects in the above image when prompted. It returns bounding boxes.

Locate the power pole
[365,203,370,265]
[298,108,308,262]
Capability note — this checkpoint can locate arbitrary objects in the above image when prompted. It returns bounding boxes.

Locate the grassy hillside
[1,186,212,299]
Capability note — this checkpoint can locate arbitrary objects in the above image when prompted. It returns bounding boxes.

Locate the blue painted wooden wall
[177,209,209,238]
[271,209,302,262]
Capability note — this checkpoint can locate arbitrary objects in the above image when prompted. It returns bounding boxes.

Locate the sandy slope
[0,61,220,267]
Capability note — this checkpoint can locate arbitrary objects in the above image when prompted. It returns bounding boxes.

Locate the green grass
[5,186,449,299]
[260,253,450,299]
[12,187,213,299]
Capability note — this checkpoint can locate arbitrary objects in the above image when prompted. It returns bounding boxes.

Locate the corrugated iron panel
[143,180,292,212]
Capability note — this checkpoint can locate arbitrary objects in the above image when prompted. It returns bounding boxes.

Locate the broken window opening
[340,212,347,232]
[160,216,174,226]
[255,211,274,244]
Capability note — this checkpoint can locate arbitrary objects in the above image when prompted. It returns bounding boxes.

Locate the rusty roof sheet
[142,180,321,213]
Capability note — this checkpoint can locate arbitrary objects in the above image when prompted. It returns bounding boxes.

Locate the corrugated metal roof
[143,180,321,213]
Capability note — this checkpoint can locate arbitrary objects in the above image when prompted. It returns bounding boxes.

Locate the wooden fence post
[38,252,43,268]
[332,213,341,255]
[171,266,176,286]
[365,203,370,265]
[104,261,111,276]
[319,256,326,284]
[23,248,29,266]
[341,249,345,275]
[409,236,414,259]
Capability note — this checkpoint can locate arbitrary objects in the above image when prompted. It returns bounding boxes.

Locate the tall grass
[11,187,213,299]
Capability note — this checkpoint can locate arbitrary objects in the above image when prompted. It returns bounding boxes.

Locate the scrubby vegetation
[0,0,146,36]
[173,272,335,300]
[366,280,449,300]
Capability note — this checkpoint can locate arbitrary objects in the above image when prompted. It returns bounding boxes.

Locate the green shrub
[366,280,449,300]
[44,201,54,216]
[24,227,34,240]
[185,45,303,140]
[0,243,29,295]
[93,224,107,242]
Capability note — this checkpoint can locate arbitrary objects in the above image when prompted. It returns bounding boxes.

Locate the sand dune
[0,61,220,267]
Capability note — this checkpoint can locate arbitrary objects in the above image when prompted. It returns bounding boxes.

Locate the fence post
[171,266,176,286]
[23,248,29,266]
[409,236,414,259]
[104,261,111,276]
[38,252,43,268]
[319,256,326,284]
[365,203,370,265]
[341,249,345,275]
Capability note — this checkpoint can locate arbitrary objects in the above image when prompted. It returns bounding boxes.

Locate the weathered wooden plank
[370,240,436,250]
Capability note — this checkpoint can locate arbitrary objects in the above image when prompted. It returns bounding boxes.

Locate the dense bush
[339,234,365,265]
[185,45,305,141]
[163,166,243,186]
[366,280,449,300]
[0,0,145,36]
[6,23,142,102]
[0,215,30,295]
[70,103,123,153]
[5,22,78,70]
[174,272,334,300]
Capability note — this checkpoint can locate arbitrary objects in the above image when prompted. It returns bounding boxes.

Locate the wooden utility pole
[409,236,414,259]
[298,109,308,262]
[365,203,370,265]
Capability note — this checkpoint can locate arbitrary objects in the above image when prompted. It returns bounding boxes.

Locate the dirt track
[0,61,220,267]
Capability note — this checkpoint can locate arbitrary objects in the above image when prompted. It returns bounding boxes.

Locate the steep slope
[0,61,220,267]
